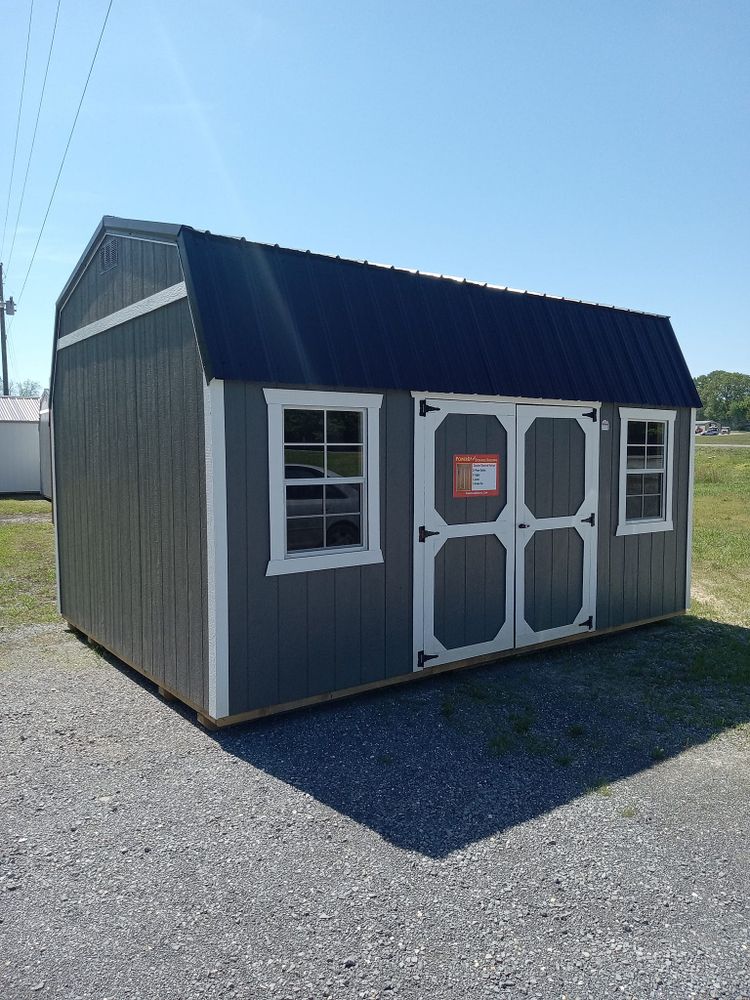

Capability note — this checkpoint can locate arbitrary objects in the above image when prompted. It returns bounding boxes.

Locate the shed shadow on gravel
[220,616,749,857]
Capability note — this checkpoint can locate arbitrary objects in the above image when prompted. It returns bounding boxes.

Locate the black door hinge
[419,525,440,543]
[419,400,441,417]
[580,512,595,526]
[578,615,594,629]
[583,408,597,422]
[417,650,439,669]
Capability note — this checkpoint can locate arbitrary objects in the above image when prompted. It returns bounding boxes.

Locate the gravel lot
[2,620,750,1000]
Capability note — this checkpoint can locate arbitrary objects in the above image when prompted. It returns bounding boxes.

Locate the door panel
[523,527,584,633]
[434,413,508,524]
[414,398,516,669]
[435,535,507,649]
[515,405,599,647]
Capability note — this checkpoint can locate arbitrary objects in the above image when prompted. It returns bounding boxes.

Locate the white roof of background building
[0,396,41,422]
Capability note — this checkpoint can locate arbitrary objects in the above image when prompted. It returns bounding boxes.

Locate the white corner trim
[263,387,383,575]
[616,407,676,537]
[50,404,62,613]
[56,281,187,351]
[685,407,697,609]
[204,378,229,719]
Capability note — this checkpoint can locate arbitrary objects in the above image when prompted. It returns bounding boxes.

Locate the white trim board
[685,407,697,609]
[203,378,229,719]
[50,404,62,613]
[56,282,187,351]
[411,390,602,408]
[263,387,383,576]
[616,407,676,537]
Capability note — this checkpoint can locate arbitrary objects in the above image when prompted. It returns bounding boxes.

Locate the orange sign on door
[453,454,500,497]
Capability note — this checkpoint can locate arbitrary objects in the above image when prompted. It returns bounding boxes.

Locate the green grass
[695,431,750,446]
[0,497,52,516]
[692,447,750,626]
[0,521,57,628]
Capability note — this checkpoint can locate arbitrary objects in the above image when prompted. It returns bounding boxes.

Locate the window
[264,389,383,575]
[617,407,676,536]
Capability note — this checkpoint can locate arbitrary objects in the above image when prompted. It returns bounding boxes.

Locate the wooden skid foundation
[66,611,685,729]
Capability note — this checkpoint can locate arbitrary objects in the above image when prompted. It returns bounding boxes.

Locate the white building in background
[0,396,41,494]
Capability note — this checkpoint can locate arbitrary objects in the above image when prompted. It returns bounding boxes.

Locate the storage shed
[39,390,53,500]
[0,395,42,494]
[50,217,701,727]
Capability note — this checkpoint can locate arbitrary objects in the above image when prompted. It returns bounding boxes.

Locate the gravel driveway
[2,620,749,1000]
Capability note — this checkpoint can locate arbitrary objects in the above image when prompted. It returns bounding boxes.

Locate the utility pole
[0,264,9,396]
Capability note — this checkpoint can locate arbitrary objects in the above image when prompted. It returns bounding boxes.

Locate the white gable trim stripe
[56,282,187,351]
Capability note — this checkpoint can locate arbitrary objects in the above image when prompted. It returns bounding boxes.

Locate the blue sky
[1,0,748,388]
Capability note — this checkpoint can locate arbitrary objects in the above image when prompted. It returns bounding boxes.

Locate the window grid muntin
[624,418,667,523]
[282,405,367,556]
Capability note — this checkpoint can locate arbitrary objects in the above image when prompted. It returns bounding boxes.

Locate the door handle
[518,523,530,529]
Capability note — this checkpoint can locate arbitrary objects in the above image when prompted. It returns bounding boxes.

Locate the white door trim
[514,403,600,647]
[413,396,516,671]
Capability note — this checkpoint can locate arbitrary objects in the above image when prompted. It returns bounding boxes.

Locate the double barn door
[413,398,599,670]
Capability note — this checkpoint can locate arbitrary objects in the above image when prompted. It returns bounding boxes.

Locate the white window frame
[264,388,383,576]
[617,407,676,536]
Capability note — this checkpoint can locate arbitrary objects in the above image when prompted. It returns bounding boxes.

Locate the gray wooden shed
[50,217,701,727]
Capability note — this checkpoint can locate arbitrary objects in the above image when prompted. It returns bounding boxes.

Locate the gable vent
[99,236,119,273]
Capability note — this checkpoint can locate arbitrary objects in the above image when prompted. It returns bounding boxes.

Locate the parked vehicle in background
[695,419,721,435]
[720,427,730,434]
[704,428,720,436]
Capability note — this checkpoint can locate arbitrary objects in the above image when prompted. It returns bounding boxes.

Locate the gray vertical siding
[224,384,413,716]
[54,297,209,709]
[59,237,183,337]
[596,404,691,628]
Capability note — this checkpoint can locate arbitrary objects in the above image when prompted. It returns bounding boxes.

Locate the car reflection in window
[285,465,362,550]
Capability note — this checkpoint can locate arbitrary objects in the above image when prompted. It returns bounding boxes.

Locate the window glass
[327,411,362,443]
[282,407,366,553]
[326,515,361,547]
[627,421,647,445]
[287,517,325,552]
[626,445,646,469]
[327,445,363,477]
[284,409,324,443]
[284,445,325,477]
[624,417,666,522]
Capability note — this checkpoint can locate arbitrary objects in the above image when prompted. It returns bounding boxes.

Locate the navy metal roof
[180,225,697,407]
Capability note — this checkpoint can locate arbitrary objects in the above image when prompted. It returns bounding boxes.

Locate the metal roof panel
[0,396,41,421]
[176,227,700,408]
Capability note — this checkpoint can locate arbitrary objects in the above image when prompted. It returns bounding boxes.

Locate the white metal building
[0,396,42,494]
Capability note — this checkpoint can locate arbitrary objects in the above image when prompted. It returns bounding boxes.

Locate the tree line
[694,371,750,430]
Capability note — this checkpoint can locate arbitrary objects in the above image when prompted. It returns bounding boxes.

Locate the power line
[11,0,114,312]
[5,0,62,280]
[0,0,35,262]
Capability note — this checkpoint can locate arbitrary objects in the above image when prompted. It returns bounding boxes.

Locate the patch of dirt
[0,514,52,524]
[691,580,734,621]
